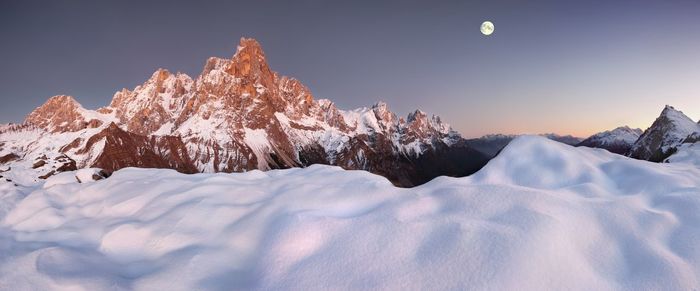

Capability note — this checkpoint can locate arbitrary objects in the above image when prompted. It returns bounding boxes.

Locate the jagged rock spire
[25,95,104,132]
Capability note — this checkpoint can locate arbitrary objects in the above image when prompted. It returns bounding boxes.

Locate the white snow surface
[666,142,700,167]
[42,171,81,188]
[1,136,700,290]
[74,168,106,184]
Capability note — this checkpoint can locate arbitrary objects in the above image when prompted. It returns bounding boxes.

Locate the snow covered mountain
[2,136,699,290]
[0,38,488,187]
[577,126,643,154]
[628,105,700,162]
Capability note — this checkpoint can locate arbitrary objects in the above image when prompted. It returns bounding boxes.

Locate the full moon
[480,21,494,36]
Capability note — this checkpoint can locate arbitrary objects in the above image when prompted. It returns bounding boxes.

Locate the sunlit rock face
[25,95,106,133]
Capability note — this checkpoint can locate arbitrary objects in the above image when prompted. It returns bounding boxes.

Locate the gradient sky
[1,0,699,138]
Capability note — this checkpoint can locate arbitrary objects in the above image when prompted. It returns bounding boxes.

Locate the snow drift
[666,142,700,167]
[1,136,699,290]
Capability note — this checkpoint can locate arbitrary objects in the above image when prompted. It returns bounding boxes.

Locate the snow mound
[75,168,109,183]
[42,171,79,188]
[666,142,700,167]
[470,135,700,194]
[43,168,108,188]
[1,138,700,290]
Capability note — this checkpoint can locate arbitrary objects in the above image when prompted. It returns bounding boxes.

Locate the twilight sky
[1,0,699,138]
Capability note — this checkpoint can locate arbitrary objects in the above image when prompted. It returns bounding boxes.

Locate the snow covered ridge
[665,142,700,167]
[1,136,700,290]
[576,126,643,154]
[0,37,487,187]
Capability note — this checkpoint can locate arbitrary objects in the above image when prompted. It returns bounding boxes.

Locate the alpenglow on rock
[0,37,488,187]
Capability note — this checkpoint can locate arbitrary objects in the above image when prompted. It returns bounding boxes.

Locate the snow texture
[666,142,700,167]
[1,136,700,290]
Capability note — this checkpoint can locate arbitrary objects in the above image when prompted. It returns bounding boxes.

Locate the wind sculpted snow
[1,136,699,290]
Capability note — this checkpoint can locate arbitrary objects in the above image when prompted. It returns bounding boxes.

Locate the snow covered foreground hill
[1,136,700,290]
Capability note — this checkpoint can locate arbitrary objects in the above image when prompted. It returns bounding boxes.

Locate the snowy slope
[665,142,700,167]
[1,136,699,290]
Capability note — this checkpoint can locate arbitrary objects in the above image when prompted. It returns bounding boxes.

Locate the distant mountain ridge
[1,37,489,187]
[2,38,698,186]
[465,133,583,158]
[576,126,643,154]
[465,105,700,165]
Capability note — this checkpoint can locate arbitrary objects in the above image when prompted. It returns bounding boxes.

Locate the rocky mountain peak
[628,105,699,161]
[278,76,315,117]
[227,37,274,81]
[182,37,296,128]
[151,68,171,81]
[236,37,265,56]
[372,102,395,122]
[407,109,427,123]
[314,99,347,129]
[30,95,80,113]
[657,105,698,128]
[107,67,194,135]
[25,95,104,133]
[201,57,231,76]
[604,126,643,137]
[372,101,388,110]
[655,105,697,133]
[406,109,454,137]
[661,105,684,117]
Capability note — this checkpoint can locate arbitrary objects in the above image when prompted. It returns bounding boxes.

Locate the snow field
[0,136,699,290]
